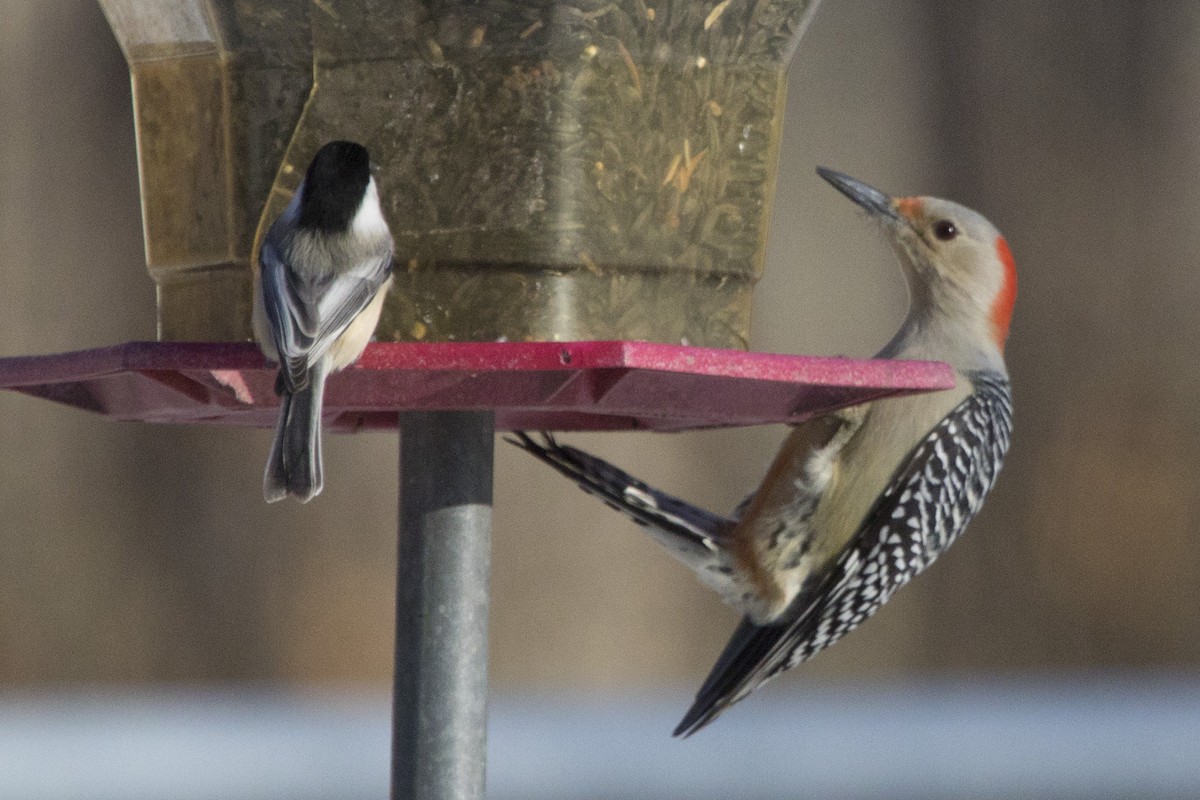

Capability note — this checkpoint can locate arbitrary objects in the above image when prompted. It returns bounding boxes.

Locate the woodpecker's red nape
[991,237,1017,350]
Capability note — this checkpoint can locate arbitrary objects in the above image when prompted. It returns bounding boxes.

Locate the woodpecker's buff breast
[513,167,1017,734]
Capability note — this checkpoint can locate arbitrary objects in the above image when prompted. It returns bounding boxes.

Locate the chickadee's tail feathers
[264,362,327,503]
[263,394,290,503]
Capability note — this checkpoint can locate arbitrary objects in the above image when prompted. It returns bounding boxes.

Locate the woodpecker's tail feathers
[674,617,781,737]
[673,568,843,738]
[509,432,736,561]
[264,362,328,503]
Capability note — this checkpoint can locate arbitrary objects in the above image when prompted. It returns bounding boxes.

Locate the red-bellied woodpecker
[512,168,1016,735]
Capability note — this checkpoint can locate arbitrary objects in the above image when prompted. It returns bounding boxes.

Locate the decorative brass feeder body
[100,0,820,348]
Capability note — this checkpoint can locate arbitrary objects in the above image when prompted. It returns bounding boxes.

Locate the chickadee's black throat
[298,140,373,234]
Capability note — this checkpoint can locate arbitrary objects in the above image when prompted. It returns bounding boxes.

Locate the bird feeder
[0,2,959,798]
[98,0,821,347]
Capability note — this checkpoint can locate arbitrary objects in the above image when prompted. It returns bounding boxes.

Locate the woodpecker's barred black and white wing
[510,433,733,559]
[674,372,1013,736]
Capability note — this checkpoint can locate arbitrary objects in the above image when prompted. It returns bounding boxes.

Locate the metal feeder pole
[392,410,494,800]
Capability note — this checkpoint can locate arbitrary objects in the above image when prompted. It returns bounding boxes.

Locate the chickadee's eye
[933,220,958,241]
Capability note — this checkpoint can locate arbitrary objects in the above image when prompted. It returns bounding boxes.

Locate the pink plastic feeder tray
[0,341,955,433]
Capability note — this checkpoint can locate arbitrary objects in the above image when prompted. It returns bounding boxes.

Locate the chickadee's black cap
[298,140,373,233]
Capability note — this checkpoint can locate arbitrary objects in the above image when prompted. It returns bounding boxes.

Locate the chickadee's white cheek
[352,181,389,238]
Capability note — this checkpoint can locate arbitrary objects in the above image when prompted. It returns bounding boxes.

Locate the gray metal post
[392,411,494,800]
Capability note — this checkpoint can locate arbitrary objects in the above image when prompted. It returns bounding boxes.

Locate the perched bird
[254,141,394,502]
[513,168,1016,735]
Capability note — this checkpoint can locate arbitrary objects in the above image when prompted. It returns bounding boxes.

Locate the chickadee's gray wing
[260,238,393,390]
[260,237,308,376]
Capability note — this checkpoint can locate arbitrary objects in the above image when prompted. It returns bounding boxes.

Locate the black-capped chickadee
[253,140,394,502]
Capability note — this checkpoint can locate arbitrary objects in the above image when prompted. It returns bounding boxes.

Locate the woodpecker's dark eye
[933,220,958,241]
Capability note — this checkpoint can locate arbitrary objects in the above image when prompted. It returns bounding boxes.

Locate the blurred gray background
[3,1,1200,798]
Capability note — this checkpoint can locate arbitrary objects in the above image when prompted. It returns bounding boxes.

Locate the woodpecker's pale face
[890,195,1016,350]
[817,168,1017,353]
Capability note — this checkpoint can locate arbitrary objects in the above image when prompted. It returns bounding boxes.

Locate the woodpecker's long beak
[816,167,903,225]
